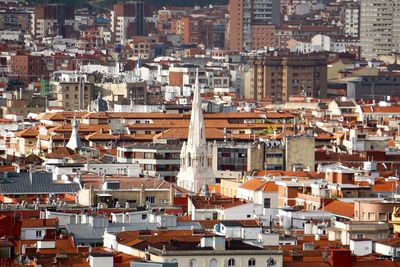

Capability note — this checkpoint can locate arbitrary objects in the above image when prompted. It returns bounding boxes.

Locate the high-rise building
[177,71,214,193]
[344,4,360,38]
[360,0,400,60]
[31,4,75,38]
[228,0,281,51]
[111,1,145,43]
[246,52,327,102]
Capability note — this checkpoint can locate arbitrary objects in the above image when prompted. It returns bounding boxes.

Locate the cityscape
[0,0,400,266]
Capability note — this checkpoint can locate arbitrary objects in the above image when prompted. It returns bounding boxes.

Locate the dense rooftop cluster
[1,0,400,266]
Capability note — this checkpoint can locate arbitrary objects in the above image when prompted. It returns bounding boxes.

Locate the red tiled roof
[240,178,278,192]
[21,218,58,228]
[322,200,354,219]
[15,128,38,138]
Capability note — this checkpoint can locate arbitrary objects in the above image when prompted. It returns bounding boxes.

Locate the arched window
[210,259,217,267]
[248,258,256,267]
[228,258,235,267]
[189,259,197,267]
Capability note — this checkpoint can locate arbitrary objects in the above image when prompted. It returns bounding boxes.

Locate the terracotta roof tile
[240,178,278,192]
[21,218,58,228]
[322,200,354,218]
[15,128,39,138]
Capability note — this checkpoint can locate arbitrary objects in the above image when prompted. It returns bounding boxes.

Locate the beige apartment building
[53,81,94,111]
[246,53,327,101]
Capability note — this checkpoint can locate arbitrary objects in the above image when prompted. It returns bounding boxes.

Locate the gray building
[347,76,400,101]
[117,143,181,180]
[360,0,400,60]
[284,136,315,172]
[213,137,315,178]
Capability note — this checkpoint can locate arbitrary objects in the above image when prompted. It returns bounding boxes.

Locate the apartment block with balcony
[328,220,389,245]
[116,143,181,180]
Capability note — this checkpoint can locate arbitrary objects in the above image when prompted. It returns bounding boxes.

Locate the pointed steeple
[66,116,82,151]
[188,69,206,149]
[177,68,214,193]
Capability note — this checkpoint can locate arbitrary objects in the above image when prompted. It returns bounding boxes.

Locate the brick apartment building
[10,54,48,85]
[247,52,328,101]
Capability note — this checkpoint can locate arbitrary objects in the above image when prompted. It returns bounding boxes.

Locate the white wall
[89,255,113,267]
[21,228,48,240]
[222,203,264,220]
[374,242,397,257]
[37,240,56,249]
[350,239,372,256]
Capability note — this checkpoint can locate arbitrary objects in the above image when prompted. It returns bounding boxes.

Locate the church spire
[177,68,214,193]
[188,69,206,148]
[66,116,82,151]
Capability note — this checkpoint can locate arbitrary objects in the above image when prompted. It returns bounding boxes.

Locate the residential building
[97,81,147,106]
[360,0,400,60]
[111,1,145,43]
[284,136,315,171]
[104,229,283,267]
[251,24,276,50]
[31,4,75,38]
[344,4,360,38]
[328,220,389,245]
[264,140,284,170]
[347,76,400,101]
[354,200,399,222]
[392,207,400,233]
[0,172,81,204]
[21,218,58,241]
[77,175,176,208]
[275,25,342,50]
[213,142,264,178]
[228,0,281,51]
[10,54,48,85]
[52,80,95,111]
[247,52,328,101]
[117,143,181,180]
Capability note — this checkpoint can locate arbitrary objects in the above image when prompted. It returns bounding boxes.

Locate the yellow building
[391,207,400,233]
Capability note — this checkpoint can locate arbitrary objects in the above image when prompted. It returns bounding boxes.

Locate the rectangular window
[368,212,375,221]
[36,230,42,237]
[145,196,155,204]
[264,198,271,208]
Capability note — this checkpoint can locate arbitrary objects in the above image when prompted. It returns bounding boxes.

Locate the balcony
[333,221,389,232]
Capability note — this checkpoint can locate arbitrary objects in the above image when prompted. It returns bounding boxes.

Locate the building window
[145,196,155,204]
[248,258,256,267]
[228,258,235,267]
[36,230,42,237]
[142,214,147,220]
[210,259,217,267]
[379,213,386,221]
[264,198,271,208]
[189,259,197,267]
